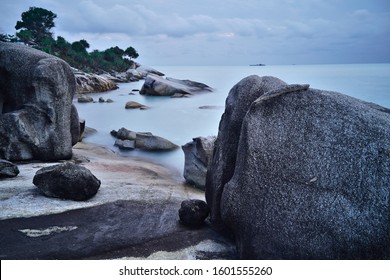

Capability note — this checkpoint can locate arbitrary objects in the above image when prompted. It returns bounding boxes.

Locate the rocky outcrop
[0,159,19,178]
[182,136,216,190]
[206,75,390,259]
[33,162,101,201]
[136,65,164,77]
[140,74,213,96]
[74,69,119,94]
[179,199,210,227]
[114,139,135,150]
[0,42,78,161]
[111,127,178,151]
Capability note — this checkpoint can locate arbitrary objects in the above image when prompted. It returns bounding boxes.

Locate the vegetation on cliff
[0,6,139,73]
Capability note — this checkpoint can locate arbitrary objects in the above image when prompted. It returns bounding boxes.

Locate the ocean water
[74,64,390,177]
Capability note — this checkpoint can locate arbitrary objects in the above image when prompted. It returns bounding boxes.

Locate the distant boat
[249,63,266,66]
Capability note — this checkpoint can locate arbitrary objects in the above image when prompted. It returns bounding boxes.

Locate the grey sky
[1,0,389,65]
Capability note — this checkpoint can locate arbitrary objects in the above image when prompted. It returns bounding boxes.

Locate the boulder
[0,42,77,161]
[33,162,101,201]
[179,199,210,227]
[125,101,149,110]
[74,69,118,94]
[135,132,178,151]
[114,139,135,150]
[70,104,81,145]
[77,95,94,103]
[136,65,164,77]
[206,75,390,259]
[111,128,178,151]
[182,136,216,190]
[0,159,19,178]
[140,74,213,96]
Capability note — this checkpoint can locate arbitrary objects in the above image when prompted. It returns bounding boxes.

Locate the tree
[15,7,57,45]
[125,46,139,60]
[71,39,90,54]
[0,33,17,42]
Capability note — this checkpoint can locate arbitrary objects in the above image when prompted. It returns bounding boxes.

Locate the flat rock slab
[0,199,235,260]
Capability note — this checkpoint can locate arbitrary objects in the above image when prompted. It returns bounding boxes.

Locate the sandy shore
[0,141,236,259]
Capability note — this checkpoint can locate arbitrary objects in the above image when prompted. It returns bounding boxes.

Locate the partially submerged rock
[77,95,94,103]
[182,136,216,190]
[206,75,390,259]
[114,139,135,150]
[111,127,178,151]
[0,159,19,178]
[74,69,118,94]
[125,101,150,110]
[33,162,101,201]
[140,74,213,96]
[0,42,78,161]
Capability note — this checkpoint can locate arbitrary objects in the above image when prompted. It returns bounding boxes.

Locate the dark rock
[179,199,210,227]
[182,136,216,190]
[70,104,81,145]
[135,132,178,151]
[114,139,135,150]
[0,42,75,161]
[0,159,19,178]
[116,127,136,140]
[98,97,105,103]
[140,74,213,96]
[125,101,149,110]
[106,98,114,103]
[110,130,118,137]
[33,162,101,201]
[77,95,94,103]
[206,75,390,259]
[199,105,224,110]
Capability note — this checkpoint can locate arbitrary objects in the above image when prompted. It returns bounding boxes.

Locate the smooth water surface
[74,64,390,176]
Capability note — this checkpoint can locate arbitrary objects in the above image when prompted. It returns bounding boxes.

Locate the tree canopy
[15,7,57,45]
[0,6,140,73]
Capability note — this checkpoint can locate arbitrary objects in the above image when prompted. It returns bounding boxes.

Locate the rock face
[140,74,213,96]
[179,199,210,227]
[206,75,390,259]
[33,162,101,201]
[111,127,178,151]
[0,159,19,178]
[74,69,118,94]
[182,136,216,190]
[0,42,78,161]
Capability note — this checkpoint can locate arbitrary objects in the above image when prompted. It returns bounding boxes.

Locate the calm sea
[74,64,390,177]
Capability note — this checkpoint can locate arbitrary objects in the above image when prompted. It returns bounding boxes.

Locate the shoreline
[0,141,236,259]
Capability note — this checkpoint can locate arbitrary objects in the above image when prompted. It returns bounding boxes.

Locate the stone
[135,132,178,151]
[98,97,105,103]
[135,65,164,77]
[0,159,19,178]
[206,75,390,259]
[77,95,94,103]
[33,162,101,201]
[70,104,81,145]
[140,74,213,96]
[0,42,77,161]
[116,127,137,140]
[74,69,118,94]
[179,199,210,227]
[125,101,149,110]
[114,139,135,150]
[106,98,114,103]
[182,136,216,190]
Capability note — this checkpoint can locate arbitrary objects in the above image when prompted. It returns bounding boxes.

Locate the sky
[1,0,389,66]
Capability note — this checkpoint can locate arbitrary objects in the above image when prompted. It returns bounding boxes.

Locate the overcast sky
[1,0,389,65]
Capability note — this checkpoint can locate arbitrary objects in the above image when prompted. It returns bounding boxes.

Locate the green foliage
[5,6,140,74]
[15,7,57,45]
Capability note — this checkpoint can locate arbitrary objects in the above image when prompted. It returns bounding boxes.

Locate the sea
[74,64,390,177]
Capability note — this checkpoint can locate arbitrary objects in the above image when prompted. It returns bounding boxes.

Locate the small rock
[125,101,149,109]
[114,139,135,150]
[33,162,101,201]
[179,199,210,227]
[106,98,114,103]
[135,133,178,151]
[0,159,20,178]
[116,127,137,140]
[78,96,94,103]
[98,97,105,103]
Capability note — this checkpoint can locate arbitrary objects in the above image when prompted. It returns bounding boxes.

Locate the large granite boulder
[182,136,216,190]
[0,42,78,161]
[74,69,118,94]
[140,74,213,96]
[33,162,101,201]
[206,75,390,259]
